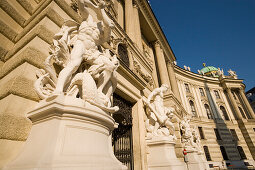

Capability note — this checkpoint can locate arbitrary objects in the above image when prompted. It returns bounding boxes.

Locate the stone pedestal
[186,150,209,170]
[4,95,126,170]
[147,136,186,170]
[198,153,210,170]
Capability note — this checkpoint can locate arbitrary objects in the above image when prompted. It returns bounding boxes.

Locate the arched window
[220,106,229,120]
[237,146,247,160]
[214,90,220,99]
[189,100,197,117]
[185,84,190,93]
[118,44,129,67]
[204,104,213,119]
[238,107,247,119]
[199,88,205,97]
[220,146,229,160]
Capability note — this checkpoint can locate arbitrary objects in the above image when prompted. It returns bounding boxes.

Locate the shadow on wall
[203,81,249,169]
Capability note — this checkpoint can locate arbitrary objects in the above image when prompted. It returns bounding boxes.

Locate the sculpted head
[160,84,169,93]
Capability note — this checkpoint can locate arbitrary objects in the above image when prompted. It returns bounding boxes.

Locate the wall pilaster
[167,61,181,101]
[225,88,243,120]
[133,4,143,50]
[239,88,255,119]
[153,40,170,87]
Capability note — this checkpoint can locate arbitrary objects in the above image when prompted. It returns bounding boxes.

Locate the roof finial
[203,63,206,67]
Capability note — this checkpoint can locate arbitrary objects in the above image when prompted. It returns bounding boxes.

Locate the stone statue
[180,115,194,150]
[142,84,176,140]
[217,68,224,77]
[34,0,119,112]
[228,69,237,79]
[180,115,203,152]
[192,127,203,154]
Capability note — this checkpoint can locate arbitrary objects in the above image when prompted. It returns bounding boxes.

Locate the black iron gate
[112,94,134,170]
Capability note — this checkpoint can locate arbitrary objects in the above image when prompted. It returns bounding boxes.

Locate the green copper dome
[200,66,218,74]
[200,63,219,77]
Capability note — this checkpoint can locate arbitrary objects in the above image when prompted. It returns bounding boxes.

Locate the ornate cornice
[135,0,176,61]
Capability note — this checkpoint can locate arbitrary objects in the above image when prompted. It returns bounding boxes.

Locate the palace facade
[0,0,255,169]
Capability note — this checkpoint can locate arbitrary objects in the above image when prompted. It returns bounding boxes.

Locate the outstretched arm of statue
[97,1,114,42]
[78,0,102,20]
[147,88,160,103]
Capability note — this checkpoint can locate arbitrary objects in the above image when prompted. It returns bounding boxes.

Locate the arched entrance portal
[112,93,134,170]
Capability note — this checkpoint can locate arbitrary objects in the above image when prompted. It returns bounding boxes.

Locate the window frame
[220,106,230,120]
[214,128,221,140]
[185,83,190,93]
[199,88,205,97]
[220,146,229,160]
[204,104,213,119]
[237,146,247,160]
[203,146,212,161]
[198,127,205,139]
[214,90,221,99]
[189,100,197,117]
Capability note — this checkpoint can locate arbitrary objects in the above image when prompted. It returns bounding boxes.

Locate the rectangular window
[214,128,221,140]
[185,83,190,93]
[237,146,247,160]
[230,129,239,141]
[220,146,229,160]
[199,88,205,97]
[203,146,212,161]
[198,127,205,139]
[214,90,220,99]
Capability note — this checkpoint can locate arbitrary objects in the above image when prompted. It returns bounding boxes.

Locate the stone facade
[0,0,254,169]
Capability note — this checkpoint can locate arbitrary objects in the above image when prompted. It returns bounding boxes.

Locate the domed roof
[200,66,218,74]
[200,63,218,77]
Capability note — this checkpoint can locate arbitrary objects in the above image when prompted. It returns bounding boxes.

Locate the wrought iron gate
[112,94,134,170]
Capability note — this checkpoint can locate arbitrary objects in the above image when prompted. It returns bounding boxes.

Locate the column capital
[152,40,161,48]
[166,60,176,67]
[133,2,139,8]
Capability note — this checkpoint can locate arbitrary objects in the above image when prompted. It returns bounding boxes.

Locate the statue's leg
[153,122,160,135]
[54,41,84,94]
[97,70,112,92]
[166,121,175,135]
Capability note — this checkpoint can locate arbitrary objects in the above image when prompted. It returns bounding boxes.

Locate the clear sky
[149,0,255,91]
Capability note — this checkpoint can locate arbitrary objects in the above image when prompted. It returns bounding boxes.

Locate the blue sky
[149,0,255,91]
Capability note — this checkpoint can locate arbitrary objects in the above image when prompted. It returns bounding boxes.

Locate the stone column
[125,0,135,41]
[239,88,255,119]
[133,4,143,50]
[153,40,170,87]
[117,0,124,28]
[167,61,181,101]
[226,88,243,120]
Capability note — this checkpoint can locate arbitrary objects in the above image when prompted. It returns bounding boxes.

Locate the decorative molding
[133,60,153,87]
[153,40,161,48]
[135,0,176,61]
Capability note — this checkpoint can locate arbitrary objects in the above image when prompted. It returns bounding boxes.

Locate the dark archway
[112,93,133,170]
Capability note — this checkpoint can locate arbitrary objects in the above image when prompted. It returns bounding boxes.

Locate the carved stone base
[147,136,186,170]
[4,95,126,170]
[198,154,210,170]
[186,150,209,170]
